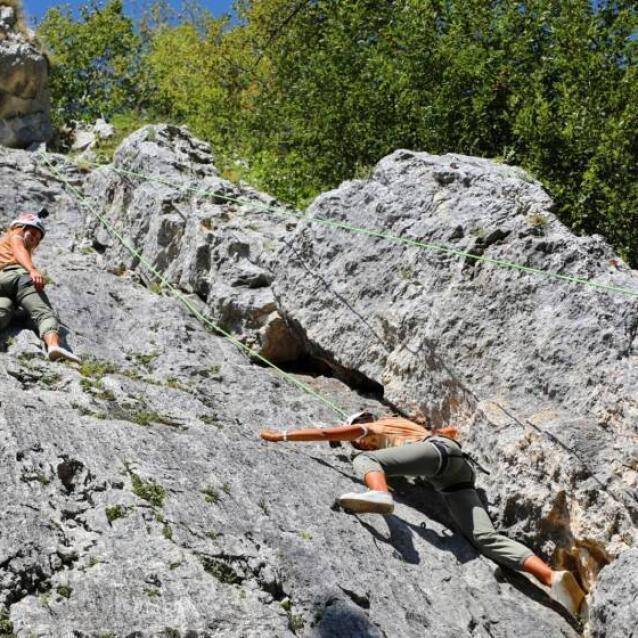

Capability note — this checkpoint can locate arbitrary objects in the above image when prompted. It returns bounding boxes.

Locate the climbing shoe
[47,345,81,364]
[337,490,394,515]
[550,570,586,617]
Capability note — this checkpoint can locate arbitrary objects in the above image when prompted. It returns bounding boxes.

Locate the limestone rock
[0,128,634,635]
[273,150,638,616]
[71,119,115,153]
[588,548,638,637]
[83,124,303,363]
[0,2,51,148]
[71,128,96,152]
[93,118,114,140]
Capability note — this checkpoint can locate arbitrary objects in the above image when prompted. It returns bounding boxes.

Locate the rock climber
[260,411,587,617]
[0,209,80,363]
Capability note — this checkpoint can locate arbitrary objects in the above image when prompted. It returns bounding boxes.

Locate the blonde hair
[430,426,459,440]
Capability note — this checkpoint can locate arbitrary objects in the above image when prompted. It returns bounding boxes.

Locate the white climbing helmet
[10,208,49,238]
[346,410,376,425]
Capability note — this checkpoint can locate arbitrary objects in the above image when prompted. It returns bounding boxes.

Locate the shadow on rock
[312,598,385,638]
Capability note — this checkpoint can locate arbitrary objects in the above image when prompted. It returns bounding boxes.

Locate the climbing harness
[429,437,491,478]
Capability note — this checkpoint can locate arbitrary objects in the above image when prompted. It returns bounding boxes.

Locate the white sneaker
[337,490,394,515]
[550,570,586,617]
[47,345,81,364]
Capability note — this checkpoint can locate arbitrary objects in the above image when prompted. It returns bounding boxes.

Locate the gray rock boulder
[93,118,114,140]
[273,150,638,612]
[0,138,585,636]
[78,131,638,635]
[0,2,52,148]
[71,119,115,153]
[83,124,303,363]
[588,548,638,637]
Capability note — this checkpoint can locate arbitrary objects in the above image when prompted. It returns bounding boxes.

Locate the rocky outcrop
[83,124,304,363]
[71,119,115,158]
[0,127,636,635]
[589,548,638,637]
[0,1,52,148]
[273,149,638,610]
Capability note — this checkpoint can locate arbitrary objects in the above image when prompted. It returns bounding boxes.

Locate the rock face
[589,548,638,637]
[0,127,635,636]
[83,124,304,363]
[0,1,52,148]
[273,150,638,616]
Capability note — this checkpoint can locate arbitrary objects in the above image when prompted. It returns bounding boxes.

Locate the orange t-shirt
[0,228,33,270]
[356,416,430,449]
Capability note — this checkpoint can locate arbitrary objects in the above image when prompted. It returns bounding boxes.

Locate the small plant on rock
[527,212,549,228]
[201,485,220,504]
[80,359,117,379]
[56,585,72,599]
[0,610,14,636]
[105,504,128,524]
[199,557,242,585]
[128,469,166,508]
[129,410,160,427]
[148,281,163,295]
[132,352,158,367]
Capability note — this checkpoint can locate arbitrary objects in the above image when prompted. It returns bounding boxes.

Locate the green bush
[38,0,147,129]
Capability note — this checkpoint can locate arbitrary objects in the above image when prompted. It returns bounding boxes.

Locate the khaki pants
[353,437,534,570]
[0,266,59,337]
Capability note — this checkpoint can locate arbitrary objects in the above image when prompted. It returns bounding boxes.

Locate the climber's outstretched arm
[260,424,365,443]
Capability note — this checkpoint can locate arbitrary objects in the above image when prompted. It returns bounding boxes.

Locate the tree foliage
[38,0,638,264]
[38,0,145,124]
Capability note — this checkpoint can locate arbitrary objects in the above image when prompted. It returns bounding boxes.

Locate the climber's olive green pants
[0,266,59,337]
[353,437,534,570]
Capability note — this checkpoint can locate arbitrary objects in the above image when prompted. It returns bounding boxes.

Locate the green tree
[227,0,638,260]
[38,0,145,125]
[38,0,638,263]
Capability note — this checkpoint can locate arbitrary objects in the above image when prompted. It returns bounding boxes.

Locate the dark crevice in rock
[57,458,86,493]
[461,228,511,275]
[338,586,370,609]
[91,239,107,254]
[269,348,396,411]
[197,551,293,610]
[619,316,638,359]
[0,545,80,612]
[2,560,52,608]
[198,554,244,585]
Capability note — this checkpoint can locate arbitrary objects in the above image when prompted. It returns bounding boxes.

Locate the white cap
[9,208,48,238]
[346,411,376,425]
